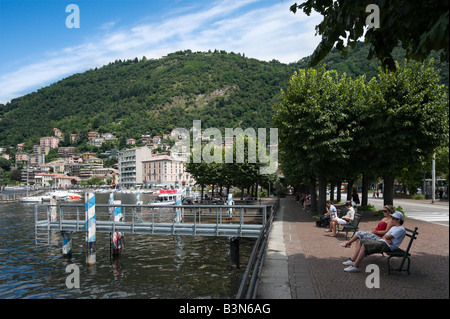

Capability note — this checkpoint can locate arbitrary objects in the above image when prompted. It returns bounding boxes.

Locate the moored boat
[149,189,185,206]
[20,195,51,203]
[48,190,83,201]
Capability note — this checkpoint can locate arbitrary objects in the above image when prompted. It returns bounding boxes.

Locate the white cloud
[0,0,321,104]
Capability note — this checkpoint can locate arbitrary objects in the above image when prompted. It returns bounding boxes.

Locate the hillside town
[0,127,196,190]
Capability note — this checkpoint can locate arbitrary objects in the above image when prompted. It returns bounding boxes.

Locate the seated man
[342,211,406,272]
[325,201,338,219]
[316,201,337,227]
[325,201,355,236]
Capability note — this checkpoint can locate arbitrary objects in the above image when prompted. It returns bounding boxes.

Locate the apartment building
[40,137,59,149]
[142,154,193,188]
[118,146,153,189]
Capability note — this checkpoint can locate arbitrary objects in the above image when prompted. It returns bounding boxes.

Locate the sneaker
[344,265,360,272]
[342,259,354,266]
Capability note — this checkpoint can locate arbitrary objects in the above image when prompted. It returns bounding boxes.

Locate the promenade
[257,196,449,299]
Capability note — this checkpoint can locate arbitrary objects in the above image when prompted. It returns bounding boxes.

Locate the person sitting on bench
[340,205,395,247]
[325,201,355,237]
[342,211,406,272]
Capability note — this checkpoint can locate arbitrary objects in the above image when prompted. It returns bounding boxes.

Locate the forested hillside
[0,44,447,147]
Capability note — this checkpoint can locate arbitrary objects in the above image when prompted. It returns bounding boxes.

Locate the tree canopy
[291,0,449,71]
[274,60,449,211]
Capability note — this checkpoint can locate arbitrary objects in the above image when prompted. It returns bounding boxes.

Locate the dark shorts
[360,239,390,256]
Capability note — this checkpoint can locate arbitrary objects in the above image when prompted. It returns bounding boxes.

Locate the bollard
[61,231,72,257]
[85,192,96,266]
[230,237,240,269]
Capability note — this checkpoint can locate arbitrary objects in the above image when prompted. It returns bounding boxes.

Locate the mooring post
[61,231,72,257]
[227,193,233,217]
[85,192,96,266]
[50,195,57,222]
[136,188,142,205]
[110,189,124,257]
[230,236,240,269]
[175,192,182,223]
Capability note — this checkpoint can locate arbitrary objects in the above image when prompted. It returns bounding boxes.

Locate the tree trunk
[309,179,317,212]
[330,183,335,202]
[336,182,342,202]
[318,175,327,215]
[361,173,369,206]
[347,180,353,201]
[383,175,395,206]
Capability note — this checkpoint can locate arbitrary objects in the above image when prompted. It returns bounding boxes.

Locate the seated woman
[342,211,406,272]
[340,205,395,247]
[325,201,355,237]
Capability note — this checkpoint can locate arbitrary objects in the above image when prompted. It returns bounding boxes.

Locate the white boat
[4,185,28,192]
[48,190,83,201]
[20,195,51,203]
[149,189,185,206]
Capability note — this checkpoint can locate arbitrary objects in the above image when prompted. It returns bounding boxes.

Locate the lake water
[0,192,255,299]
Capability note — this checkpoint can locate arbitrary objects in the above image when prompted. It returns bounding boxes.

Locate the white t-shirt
[329,205,337,219]
[382,225,406,250]
[343,206,355,221]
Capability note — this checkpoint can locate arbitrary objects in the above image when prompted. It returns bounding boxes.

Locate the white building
[34,173,81,188]
[118,146,153,189]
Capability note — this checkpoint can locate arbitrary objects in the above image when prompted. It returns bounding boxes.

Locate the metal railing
[35,203,268,240]
[236,198,280,299]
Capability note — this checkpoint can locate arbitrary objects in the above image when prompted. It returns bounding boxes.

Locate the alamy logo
[366,4,380,29]
[66,4,80,29]
[65,264,80,289]
[365,264,380,289]
[169,120,278,175]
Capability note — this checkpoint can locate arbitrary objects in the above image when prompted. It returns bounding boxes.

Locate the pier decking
[35,203,269,243]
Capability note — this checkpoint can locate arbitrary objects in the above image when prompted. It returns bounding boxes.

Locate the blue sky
[0,0,321,104]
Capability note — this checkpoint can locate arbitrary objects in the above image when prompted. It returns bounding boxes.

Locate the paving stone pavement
[257,197,449,299]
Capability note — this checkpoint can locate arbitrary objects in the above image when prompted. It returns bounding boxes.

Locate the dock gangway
[35,202,268,240]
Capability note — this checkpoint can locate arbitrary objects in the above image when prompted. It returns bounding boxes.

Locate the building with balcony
[142,154,193,188]
[40,137,59,149]
[118,146,153,189]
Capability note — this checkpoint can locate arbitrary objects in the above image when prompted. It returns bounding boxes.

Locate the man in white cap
[343,211,406,272]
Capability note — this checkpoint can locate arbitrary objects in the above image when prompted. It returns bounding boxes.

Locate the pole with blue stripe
[136,188,142,205]
[227,193,233,217]
[61,231,72,257]
[175,190,182,223]
[50,195,57,222]
[110,190,123,256]
[85,192,96,266]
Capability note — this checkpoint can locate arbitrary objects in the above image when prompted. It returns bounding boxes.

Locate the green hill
[0,45,447,148]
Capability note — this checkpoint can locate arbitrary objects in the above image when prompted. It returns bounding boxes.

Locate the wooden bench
[383,227,419,274]
[337,211,363,239]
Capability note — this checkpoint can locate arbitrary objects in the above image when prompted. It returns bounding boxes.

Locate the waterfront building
[34,173,81,188]
[118,146,153,189]
[142,154,193,188]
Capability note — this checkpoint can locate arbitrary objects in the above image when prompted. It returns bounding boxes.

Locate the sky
[0,0,322,104]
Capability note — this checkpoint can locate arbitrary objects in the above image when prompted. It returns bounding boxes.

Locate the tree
[367,60,449,204]
[0,157,11,171]
[291,0,449,71]
[274,67,365,213]
[274,60,448,208]
[10,169,21,182]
